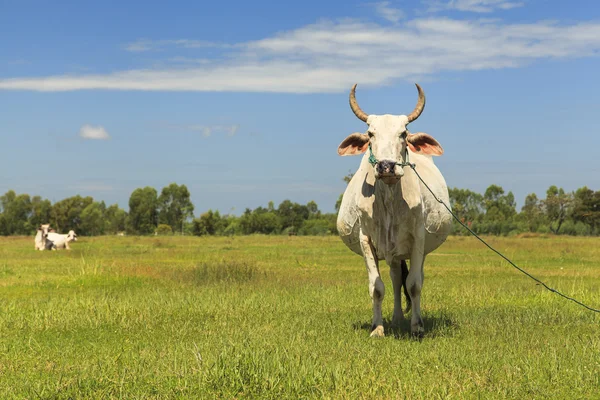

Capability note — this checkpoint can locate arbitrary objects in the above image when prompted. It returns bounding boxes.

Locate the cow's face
[337,84,443,185]
[38,223,51,239]
[367,114,409,184]
[67,230,78,242]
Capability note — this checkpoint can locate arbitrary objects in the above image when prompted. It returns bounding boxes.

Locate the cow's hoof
[411,325,424,340]
[411,330,424,341]
[370,325,385,338]
[411,318,424,340]
[391,315,404,327]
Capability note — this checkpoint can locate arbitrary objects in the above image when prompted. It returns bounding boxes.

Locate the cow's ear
[407,132,443,156]
[338,133,370,156]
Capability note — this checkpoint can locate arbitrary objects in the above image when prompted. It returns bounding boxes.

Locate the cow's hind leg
[407,239,426,339]
[389,259,410,326]
[359,230,384,337]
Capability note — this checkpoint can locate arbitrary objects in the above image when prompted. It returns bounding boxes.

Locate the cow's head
[337,84,443,185]
[67,230,78,242]
[38,223,51,239]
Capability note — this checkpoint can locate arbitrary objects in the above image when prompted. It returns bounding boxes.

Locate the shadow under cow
[352,312,457,339]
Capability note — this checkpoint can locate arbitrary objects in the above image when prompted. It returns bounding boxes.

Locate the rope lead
[408,164,600,314]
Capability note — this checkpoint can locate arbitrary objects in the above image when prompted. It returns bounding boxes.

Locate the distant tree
[193,210,225,236]
[277,200,308,232]
[520,193,544,232]
[322,213,339,235]
[542,186,573,234]
[0,214,7,236]
[220,214,241,236]
[449,188,484,222]
[0,190,32,235]
[239,208,281,234]
[572,186,600,234]
[483,185,517,221]
[52,195,94,233]
[306,200,320,219]
[254,212,281,234]
[29,196,52,231]
[157,183,195,234]
[0,190,16,213]
[80,201,106,236]
[104,204,127,234]
[127,187,158,235]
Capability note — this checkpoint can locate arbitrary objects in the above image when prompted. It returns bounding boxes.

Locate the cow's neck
[373,168,422,210]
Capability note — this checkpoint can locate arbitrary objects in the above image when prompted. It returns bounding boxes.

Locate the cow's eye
[367,131,374,138]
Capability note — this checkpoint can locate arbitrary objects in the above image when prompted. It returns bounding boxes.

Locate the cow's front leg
[407,231,426,339]
[359,230,384,337]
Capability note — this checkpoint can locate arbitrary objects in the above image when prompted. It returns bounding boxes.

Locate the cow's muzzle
[375,160,404,184]
[376,160,397,175]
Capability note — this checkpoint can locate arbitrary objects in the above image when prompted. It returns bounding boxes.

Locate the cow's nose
[376,160,397,175]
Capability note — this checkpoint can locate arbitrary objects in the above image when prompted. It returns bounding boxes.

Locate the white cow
[46,230,78,250]
[336,83,453,338]
[34,224,52,251]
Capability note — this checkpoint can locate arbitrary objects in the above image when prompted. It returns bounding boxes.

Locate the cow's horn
[349,84,368,122]
[406,83,426,123]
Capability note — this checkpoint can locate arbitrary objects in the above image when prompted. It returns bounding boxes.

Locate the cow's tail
[401,260,412,313]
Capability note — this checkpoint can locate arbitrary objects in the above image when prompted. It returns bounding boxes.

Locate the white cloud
[226,125,240,137]
[373,1,405,23]
[2,16,600,94]
[79,124,110,140]
[124,39,233,52]
[167,56,212,64]
[169,124,241,138]
[427,0,525,13]
[124,41,155,52]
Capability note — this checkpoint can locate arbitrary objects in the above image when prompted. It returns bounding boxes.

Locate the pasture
[0,235,599,399]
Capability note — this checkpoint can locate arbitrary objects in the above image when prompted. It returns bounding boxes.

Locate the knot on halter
[368,144,415,169]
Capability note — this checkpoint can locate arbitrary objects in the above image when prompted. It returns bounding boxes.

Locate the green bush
[156,224,173,235]
[298,219,331,236]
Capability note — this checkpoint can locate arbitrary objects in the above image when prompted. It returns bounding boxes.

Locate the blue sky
[1,0,600,215]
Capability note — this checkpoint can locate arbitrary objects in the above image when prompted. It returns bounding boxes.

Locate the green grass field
[1,234,599,399]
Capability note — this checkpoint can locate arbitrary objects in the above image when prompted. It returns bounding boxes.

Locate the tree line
[448,184,599,236]
[0,178,598,237]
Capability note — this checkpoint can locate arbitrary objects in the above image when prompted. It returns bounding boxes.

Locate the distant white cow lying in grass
[46,230,78,250]
[34,224,52,251]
